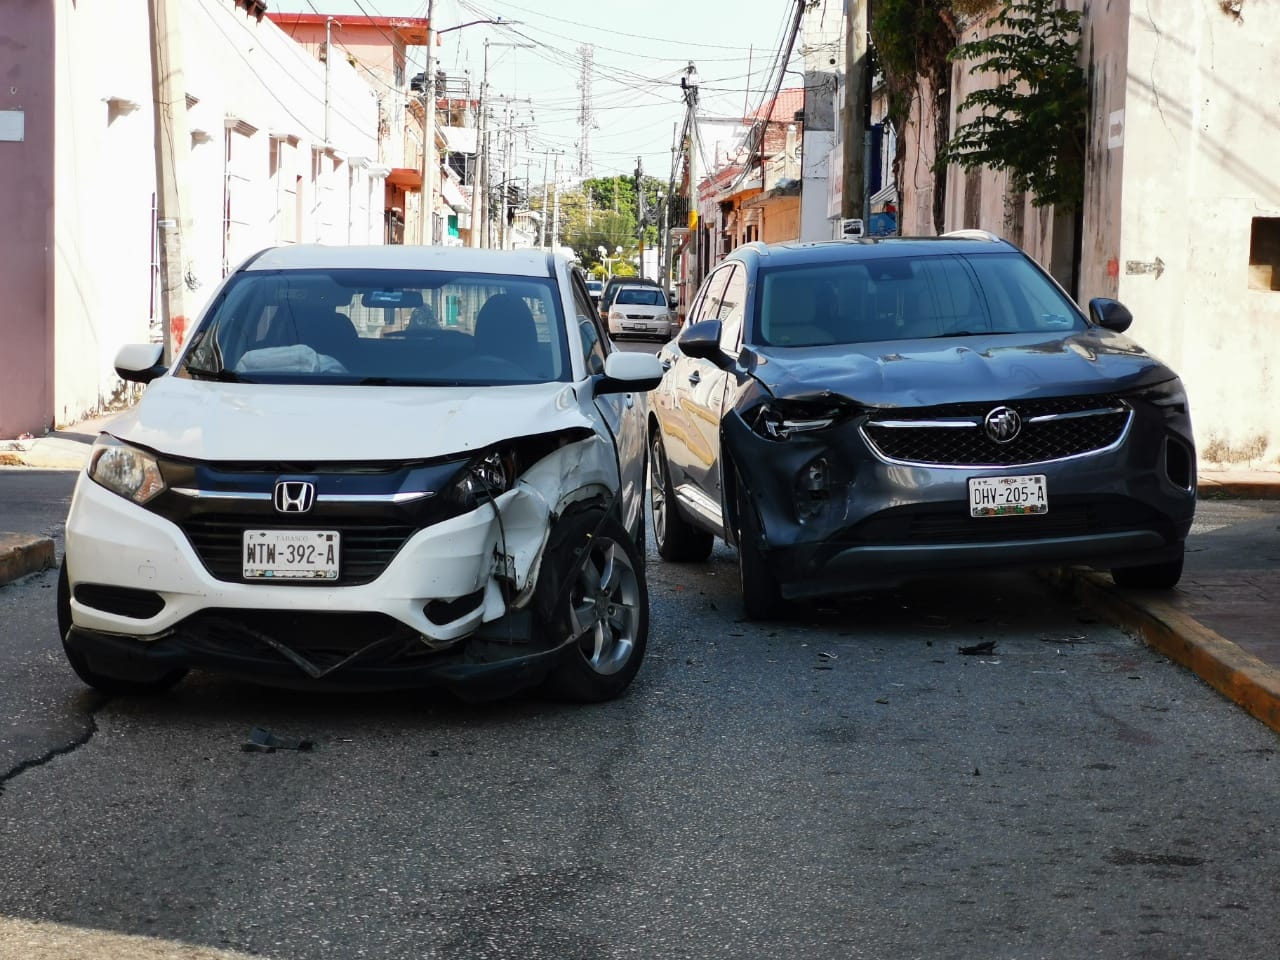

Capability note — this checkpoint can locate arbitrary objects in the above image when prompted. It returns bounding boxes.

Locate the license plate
[243,530,340,580]
[969,475,1048,517]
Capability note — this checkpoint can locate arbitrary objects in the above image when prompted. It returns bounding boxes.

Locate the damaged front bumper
[62,432,623,694]
[722,406,1195,599]
[62,609,581,698]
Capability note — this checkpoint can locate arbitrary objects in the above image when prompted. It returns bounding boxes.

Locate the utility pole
[635,155,645,279]
[468,39,489,248]
[539,148,550,248]
[841,0,868,223]
[550,152,561,251]
[681,62,702,295]
[148,0,197,364]
[419,0,437,244]
[324,17,342,147]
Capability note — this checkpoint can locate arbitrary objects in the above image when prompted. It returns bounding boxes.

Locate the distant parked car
[606,284,678,341]
[59,244,663,701]
[648,232,1197,619]
[599,274,662,324]
[585,278,604,305]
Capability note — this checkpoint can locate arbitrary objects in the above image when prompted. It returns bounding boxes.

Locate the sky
[271,0,809,186]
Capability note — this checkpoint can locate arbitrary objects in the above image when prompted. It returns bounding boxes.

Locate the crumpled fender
[474,431,620,622]
[720,407,847,553]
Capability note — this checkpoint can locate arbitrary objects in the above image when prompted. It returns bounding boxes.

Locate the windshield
[179,268,571,386]
[616,288,665,306]
[754,252,1086,347]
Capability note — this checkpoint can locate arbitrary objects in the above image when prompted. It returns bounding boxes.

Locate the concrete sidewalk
[2,418,1278,735]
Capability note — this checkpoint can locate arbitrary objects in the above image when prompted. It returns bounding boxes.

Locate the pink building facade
[0,3,55,438]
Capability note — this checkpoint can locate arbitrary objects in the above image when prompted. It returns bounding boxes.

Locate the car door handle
[687,371,701,386]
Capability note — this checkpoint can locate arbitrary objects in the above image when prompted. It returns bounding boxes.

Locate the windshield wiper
[358,376,465,386]
[184,365,251,382]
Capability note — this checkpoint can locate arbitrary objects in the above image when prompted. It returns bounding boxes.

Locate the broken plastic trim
[444,428,595,518]
[747,394,859,441]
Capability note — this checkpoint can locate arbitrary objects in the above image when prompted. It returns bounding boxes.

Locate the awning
[440,126,478,155]
[870,183,898,206]
[440,176,468,211]
[387,167,422,189]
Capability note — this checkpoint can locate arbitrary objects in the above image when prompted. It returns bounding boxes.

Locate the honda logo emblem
[983,406,1022,444]
[273,480,316,514]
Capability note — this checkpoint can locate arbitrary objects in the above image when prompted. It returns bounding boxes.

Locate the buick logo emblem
[273,480,316,514]
[983,406,1022,444]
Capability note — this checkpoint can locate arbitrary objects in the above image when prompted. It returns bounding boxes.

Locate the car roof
[728,234,1020,268]
[603,275,658,288]
[240,244,560,278]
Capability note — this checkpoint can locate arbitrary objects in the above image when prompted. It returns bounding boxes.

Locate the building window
[1249,217,1280,292]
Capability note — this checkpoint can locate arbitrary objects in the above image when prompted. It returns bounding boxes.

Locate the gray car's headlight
[88,436,167,505]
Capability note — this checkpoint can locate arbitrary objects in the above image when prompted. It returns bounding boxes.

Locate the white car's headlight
[88,436,167,504]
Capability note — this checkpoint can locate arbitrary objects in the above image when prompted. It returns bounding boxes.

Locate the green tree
[868,0,958,233]
[938,0,1087,209]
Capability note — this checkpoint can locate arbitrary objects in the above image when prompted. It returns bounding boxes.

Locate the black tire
[735,488,788,621]
[649,430,714,562]
[537,510,649,702]
[57,559,187,696]
[1111,550,1185,589]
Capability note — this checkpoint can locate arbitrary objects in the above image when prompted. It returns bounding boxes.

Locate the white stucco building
[0,0,385,437]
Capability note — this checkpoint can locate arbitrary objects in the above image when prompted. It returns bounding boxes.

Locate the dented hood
[750,329,1177,407]
[108,377,593,461]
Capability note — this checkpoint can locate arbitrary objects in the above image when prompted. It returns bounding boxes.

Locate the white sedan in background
[606,284,677,341]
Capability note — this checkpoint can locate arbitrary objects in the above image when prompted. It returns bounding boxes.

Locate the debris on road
[958,640,997,656]
[241,727,314,753]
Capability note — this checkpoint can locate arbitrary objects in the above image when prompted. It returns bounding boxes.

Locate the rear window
[615,288,666,306]
[179,268,571,386]
[754,252,1085,347]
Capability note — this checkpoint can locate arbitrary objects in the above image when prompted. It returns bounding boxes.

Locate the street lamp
[599,244,623,279]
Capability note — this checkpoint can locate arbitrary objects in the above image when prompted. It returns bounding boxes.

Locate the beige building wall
[917,0,1278,467]
[1115,0,1280,467]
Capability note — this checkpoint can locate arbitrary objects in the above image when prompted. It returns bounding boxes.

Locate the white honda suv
[59,244,662,702]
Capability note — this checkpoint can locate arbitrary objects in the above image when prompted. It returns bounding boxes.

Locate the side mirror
[594,351,664,395]
[677,319,723,360]
[1088,298,1133,333]
[114,343,167,384]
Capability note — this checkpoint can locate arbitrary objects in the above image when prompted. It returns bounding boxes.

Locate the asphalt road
[2,490,1280,957]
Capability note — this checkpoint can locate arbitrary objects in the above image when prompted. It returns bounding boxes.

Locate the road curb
[1198,479,1280,500]
[1048,566,1280,735]
[0,534,57,587]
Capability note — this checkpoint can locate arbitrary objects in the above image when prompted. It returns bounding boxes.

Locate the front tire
[1111,549,1185,589]
[537,510,648,702]
[57,559,187,696]
[650,430,714,562]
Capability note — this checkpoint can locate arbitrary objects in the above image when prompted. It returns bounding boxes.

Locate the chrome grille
[862,395,1130,467]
